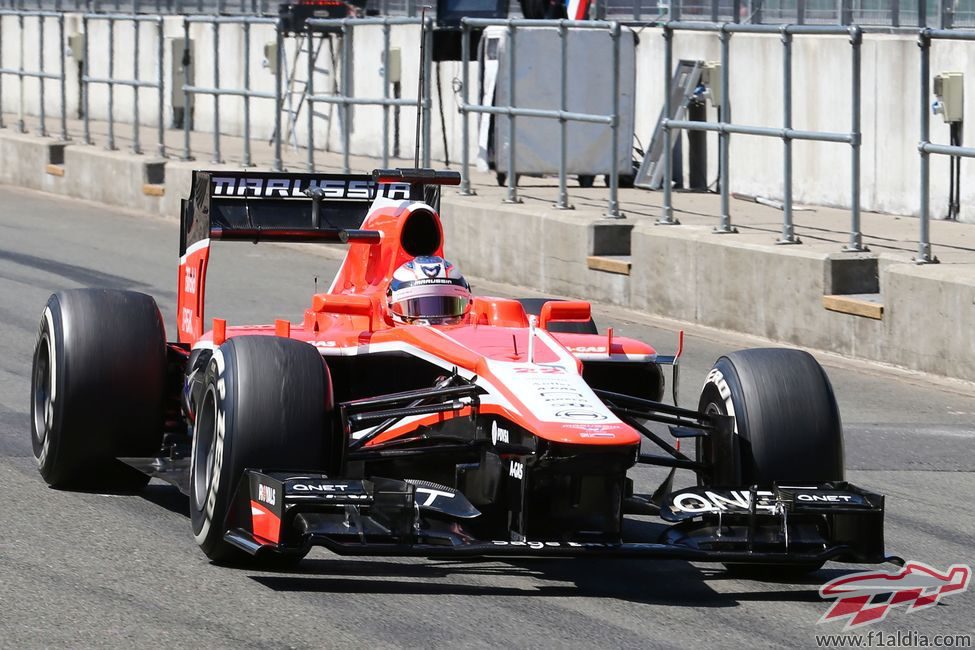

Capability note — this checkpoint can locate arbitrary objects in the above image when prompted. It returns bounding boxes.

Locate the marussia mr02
[30,168,897,572]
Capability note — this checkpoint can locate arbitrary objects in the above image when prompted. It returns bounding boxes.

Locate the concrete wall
[3,15,975,222]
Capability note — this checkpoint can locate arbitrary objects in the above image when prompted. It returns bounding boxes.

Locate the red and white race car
[30,168,893,572]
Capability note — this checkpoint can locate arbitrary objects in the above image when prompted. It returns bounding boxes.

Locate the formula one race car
[30,168,894,571]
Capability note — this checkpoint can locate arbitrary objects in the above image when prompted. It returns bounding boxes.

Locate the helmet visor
[392,296,471,321]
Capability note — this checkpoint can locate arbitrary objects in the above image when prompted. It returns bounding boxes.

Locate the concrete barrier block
[0,132,67,194]
[883,263,975,382]
[629,223,702,323]
[63,146,165,214]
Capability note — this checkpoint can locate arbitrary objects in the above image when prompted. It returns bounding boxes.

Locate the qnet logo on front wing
[818,561,971,630]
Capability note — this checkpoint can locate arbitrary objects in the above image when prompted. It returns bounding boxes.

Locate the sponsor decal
[568,346,607,353]
[491,421,510,445]
[291,482,348,492]
[491,540,620,550]
[819,561,971,630]
[180,307,194,335]
[513,366,566,374]
[210,176,411,200]
[554,409,608,421]
[415,487,455,507]
[183,265,197,295]
[256,483,276,506]
[670,489,777,515]
[311,340,338,348]
[579,431,616,438]
[509,460,524,480]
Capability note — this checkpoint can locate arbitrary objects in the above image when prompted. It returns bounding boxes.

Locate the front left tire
[189,336,334,564]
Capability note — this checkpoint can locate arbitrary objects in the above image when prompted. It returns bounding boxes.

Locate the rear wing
[176,168,460,344]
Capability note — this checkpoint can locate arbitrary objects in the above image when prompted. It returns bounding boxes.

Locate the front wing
[226,471,891,565]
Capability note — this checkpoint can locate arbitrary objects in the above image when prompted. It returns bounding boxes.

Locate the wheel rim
[192,386,218,511]
[32,333,53,446]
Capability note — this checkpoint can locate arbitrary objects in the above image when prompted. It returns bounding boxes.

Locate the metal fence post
[306,29,314,171]
[556,20,571,210]
[711,0,719,23]
[797,0,806,25]
[891,0,900,28]
[918,0,927,28]
[107,18,117,150]
[460,22,474,195]
[0,15,4,131]
[715,27,734,233]
[156,18,164,157]
[940,0,953,29]
[211,20,220,163]
[59,13,67,141]
[733,0,741,23]
[381,21,390,169]
[17,13,24,133]
[273,17,283,171]
[504,22,519,203]
[182,18,191,160]
[840,0,852,25]
[753,0,762,24]
[422,18,431,168]
[39,14,47,137]
[845,26,865,252]
[778,27,798,244]
[132,19,142,154]
[657,25,677,225]
[340,23,350,173]
[83,14,90,144]
[242,21,252,166]
[606,22,621,219]
[916,30,937,263]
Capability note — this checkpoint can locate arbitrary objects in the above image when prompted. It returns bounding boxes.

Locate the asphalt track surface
[1,186,973,649]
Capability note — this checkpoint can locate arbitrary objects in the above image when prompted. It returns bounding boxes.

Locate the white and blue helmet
[387,256,472,324]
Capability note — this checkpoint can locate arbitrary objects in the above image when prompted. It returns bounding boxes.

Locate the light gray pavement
[1,186,973,649]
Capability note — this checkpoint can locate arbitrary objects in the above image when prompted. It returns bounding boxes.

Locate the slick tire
[517,298,598,335]
[697,348,844,576]
[31,290,167,490]
[697,348,844,485]
[189,336,332,565]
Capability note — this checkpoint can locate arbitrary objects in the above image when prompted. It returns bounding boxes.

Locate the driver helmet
[387,256,472,325]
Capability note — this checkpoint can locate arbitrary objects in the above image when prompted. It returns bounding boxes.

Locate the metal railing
[82,13,165,154]
[0,9,67,139]
[458,17,624,217]
[658,22,866,251]
[0,0,273,15]
[180,15,279,167]
[916,27,975,263]
[304,16,432,173]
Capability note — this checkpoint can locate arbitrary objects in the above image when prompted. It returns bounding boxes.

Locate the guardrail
[82,12,165,155]
[657,21,866,251]
[181,15,279,168]
[0,9,66,140]
[304,16,432,173]
[458,17,624,217]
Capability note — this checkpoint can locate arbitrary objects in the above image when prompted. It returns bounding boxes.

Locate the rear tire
[696,348,844,576]
[517,298,598,335]
[30,290,166,490]
[189,336,333,565]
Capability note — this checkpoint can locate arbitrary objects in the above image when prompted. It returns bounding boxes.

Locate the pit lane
[0,186,972,648]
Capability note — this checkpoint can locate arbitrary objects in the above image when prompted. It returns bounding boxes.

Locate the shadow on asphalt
[248,557,828,607]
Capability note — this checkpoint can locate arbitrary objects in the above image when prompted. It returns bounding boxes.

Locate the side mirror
[312,294,374,328]
[539,300,591,330]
